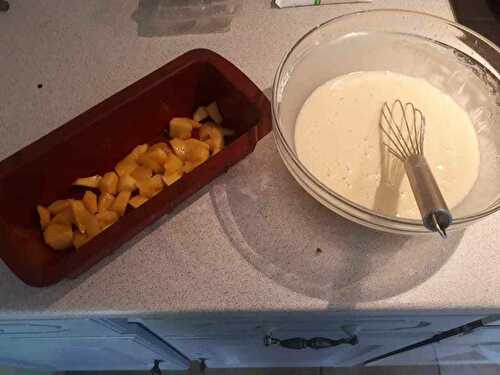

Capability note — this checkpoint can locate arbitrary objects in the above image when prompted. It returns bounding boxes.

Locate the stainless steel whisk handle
[404,155,452,238]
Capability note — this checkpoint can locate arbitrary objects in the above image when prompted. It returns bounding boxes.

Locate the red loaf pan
[0,49,271,287]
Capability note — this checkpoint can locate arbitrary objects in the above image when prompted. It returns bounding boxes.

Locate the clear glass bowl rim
[271,8,500,229]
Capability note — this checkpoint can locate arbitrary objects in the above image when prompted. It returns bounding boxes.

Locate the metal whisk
[379,99,452,238]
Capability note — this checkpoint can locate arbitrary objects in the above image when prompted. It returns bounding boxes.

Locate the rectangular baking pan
[0,49,271,287]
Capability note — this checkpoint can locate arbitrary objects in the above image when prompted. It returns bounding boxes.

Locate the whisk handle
[404,155,453,238]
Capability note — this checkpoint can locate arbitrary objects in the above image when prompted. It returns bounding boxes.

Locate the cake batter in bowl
[272,10,500,235]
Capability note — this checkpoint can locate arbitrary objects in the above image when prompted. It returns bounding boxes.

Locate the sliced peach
[70,199,101,238]
[37,205,51,230]
[99,171,119,195]
[126,144,149,161]
[170,118,199,139]
[137,175,164,198]
[129,195,149,208]
[97,192,115,213]
[182,161,196,174]
[73,231,89,249]
[115,158,138,177]
[118,174,137,193]
[51,207,74,226]
[48,200,70,215]
[73,175,101,189]
[43,223,73,250]
[150,142,172,154]
[185,138,210,165]
[200,123,224,155]
[162,172,183,186]
[131,166,153,182]
[82,191,98,215]
[137,153,163,174]
[96,210,119,228]
[148,148,168,165]
[169,138,188,161]
[163,153,183,175]
[110,190,131,217]
[70,200,90,234]
[206,101,222,124]
[85,215,101,239]
[193,106,208,122]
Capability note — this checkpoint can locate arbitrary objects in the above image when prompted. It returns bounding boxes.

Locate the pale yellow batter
[295,71,480,219]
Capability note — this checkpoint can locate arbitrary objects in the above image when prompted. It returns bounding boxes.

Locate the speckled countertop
[0,0,499,318]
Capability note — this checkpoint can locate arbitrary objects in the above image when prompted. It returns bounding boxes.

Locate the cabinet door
[368,324,500,367]
[163,327,434,368]
[0,322,189,371]
[138,314,478,339]
[0,319,117,338]
[368,345,438,366]
[165,336,380,368]
[436,326,500,365]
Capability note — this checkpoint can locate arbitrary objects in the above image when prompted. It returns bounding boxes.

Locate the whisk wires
[379,99,426,161]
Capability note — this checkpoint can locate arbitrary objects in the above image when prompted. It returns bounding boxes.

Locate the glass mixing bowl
[272,9,500,235]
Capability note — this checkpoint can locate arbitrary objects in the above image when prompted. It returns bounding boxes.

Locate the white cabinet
[0,314,485,370]
[368,318,500,367]
[0,319,189,371]
[436,325,500,366]
[163,331,381,368]
[0,319,118,337]
[138,313,475,338]
[137,313,479,368]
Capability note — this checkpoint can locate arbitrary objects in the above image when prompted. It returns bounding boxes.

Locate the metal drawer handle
[264,334,358,350]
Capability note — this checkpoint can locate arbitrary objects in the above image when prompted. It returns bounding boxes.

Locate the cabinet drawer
[0,319,120,338]
[167,336,381,368]
[0,335,187,371]
[0,322,189,371]
[138,314,478,338]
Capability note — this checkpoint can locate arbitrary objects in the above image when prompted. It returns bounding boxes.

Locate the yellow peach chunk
[169,138,188,161]
[51,207,74,226]
[193,106,208,122]
[169,117,198,139]
[129,195,149,208]
[70,199,101,238]
[99,171,119,195]
[43,223,73,250]
[73,231,89,249]
[85,215,101,239]
[206,101,223,124]
[185,138,210,165]
[126,144,149,161]
[82,191,98,215]
[118,174,137,193]
[115,158,138,177]
[148,148,168,165]
[162,172,183,186]
[70,200,90,234]
[163,153,183,175]
[97,192,115,213]
[48,200,70,215]
[110,190,131,217]
[182,161,196,174]
[37,205,51,230]
[137,153,163,174]
[150,142,172,154]
[73,175,101,189]
[95,210,119,228]
[137,175,164,198]
[131,166,153,182]
[200,123,224,155]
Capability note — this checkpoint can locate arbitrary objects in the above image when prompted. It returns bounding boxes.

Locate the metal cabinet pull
[150,360,163,375]
[264,334,358,350]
